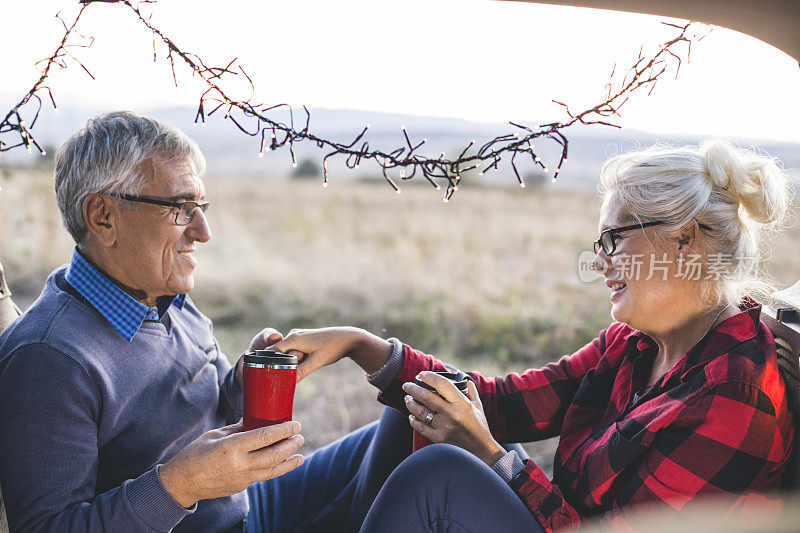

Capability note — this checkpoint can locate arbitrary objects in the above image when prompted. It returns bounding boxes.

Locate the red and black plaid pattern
[378,300,794,531]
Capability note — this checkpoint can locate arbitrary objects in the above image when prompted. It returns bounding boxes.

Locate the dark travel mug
[411,371,470,452]
[242,350,298,431]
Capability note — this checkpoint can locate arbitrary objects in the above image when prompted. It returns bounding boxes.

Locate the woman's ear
[677,219,700,252]
[83,194,118,248]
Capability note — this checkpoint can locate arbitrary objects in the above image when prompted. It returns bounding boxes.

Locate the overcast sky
[3,0,800,143]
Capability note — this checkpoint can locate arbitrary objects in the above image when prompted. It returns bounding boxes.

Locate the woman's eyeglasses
[593,220,713,256]
[592,221,665,256]
[109,193,209,226]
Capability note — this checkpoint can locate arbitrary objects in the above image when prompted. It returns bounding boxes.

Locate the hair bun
[701,140,789,224]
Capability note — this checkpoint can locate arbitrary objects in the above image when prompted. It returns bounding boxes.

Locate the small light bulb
[453,186,459,192]
[543,167,549,173]
[435,184,441,190]
[366,123,371,129]
[423,138,427,142]
[443,197,449,204]
[534,156,541,162]
[258,152,264,159]
[479,171,484,176]
[292,162,297,168]
[520,182,526,188]
[396,189,402,195]
[401,125,406,131]
[323,182,329,188]
[355,164,359,169]
[54,107,60,114]
[41,151,47,156]
[551,176,557,183]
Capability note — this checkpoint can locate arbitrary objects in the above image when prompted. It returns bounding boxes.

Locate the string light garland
[1,0,704,201]
[0,4,96,156]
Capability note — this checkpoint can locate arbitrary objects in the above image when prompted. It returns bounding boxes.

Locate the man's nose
[186,209,212,243]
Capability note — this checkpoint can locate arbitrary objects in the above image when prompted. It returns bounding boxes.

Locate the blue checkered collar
[65,247,186,342]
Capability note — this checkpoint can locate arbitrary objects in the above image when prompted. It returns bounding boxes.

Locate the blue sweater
[0,267,246,532]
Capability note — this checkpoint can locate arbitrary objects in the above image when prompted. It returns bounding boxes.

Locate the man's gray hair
[54,111,206,244]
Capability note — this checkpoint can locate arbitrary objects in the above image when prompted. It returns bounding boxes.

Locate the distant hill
[2,104,799,191]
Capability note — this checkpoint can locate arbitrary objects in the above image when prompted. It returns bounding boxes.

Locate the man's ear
[83,194,118,248]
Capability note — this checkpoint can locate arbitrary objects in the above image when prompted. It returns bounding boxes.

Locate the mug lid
[243,350,298,366]
[414,370,470,395]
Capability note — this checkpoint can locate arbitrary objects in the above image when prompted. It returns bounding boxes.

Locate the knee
[371,444,505,519]
[393,443,488,486]
[414,443,477,469]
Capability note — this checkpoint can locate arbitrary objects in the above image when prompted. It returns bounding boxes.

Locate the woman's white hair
[54,111,206,244]
[599,140,793,306]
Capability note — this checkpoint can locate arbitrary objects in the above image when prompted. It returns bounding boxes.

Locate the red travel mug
[412,371,470,452]
[242,350,298,431]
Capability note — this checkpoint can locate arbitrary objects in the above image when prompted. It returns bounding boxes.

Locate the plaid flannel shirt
[377,299,793,531]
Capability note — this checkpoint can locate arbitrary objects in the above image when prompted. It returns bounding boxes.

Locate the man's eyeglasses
[593,220,713,256]
[110,193,210,226]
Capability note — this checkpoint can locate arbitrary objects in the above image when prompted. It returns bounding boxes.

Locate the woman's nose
[590,251,610,275]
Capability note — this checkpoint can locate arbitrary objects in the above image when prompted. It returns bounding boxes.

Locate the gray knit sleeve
[366,338,405,391]
[491,449,526,483]
[0,344,192,532]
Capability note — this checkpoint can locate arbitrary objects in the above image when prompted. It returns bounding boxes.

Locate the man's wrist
[158,460,196,509]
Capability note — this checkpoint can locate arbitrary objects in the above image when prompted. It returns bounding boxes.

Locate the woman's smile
[607,281,627,300]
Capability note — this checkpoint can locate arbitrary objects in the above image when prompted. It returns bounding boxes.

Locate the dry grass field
[2,168,798,471]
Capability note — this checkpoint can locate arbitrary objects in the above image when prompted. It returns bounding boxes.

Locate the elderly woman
[267,140,793,531]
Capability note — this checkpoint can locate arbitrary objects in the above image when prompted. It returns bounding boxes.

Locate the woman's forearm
[348,329,393,374]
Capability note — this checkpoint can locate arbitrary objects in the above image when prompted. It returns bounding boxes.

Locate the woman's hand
[404,371,505,467]
[269,327,392,382]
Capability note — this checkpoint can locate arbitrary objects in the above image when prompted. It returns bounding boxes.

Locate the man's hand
[235,328,285,389]
[248,327,285,352]
[159,420,304,508]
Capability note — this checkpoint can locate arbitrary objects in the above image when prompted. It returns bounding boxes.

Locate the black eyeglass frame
[592,220,713,256]
[109,193,210,226]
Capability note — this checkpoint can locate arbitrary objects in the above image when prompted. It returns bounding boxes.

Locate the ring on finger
[424,410,436,427]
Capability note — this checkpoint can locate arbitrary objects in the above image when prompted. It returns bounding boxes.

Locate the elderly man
[0,112,406,532]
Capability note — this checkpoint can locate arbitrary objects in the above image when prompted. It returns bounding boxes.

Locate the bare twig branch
[1,0,703,201]
[0,4,93,155]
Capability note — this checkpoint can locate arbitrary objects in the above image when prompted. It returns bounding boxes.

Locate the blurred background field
[1,167,798,472]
